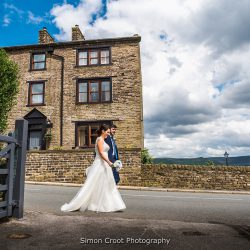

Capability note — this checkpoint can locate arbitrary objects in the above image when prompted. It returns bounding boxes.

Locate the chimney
[72,25,85,41]
[39,27,55,44]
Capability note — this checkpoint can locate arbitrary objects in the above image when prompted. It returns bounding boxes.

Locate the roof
[2,35,141,52]
[24,108,47,119]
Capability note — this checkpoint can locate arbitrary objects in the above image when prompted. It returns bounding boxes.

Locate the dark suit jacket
[104,135,119,163]
[105,135,120,184]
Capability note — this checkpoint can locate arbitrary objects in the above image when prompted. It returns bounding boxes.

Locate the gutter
[47,48,64,147]
[2,35,141,51]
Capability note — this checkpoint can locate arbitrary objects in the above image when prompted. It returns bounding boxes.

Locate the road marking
[122,194,244,201]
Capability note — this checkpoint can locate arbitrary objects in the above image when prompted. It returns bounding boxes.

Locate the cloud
[220,79,250,108]
[2,14,11,27]
[2,3,47,26]
[50,0,103,41]
[178,0,250,56]
[3,3,24,17]
[50,0,250,157]
[27,11,43,24]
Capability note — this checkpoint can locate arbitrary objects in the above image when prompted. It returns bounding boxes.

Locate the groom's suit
[105,135,120,184]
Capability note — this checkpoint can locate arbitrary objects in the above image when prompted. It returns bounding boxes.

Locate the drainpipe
[47,47,64,147]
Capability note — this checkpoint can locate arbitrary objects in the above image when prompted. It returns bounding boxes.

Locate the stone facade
[141,164,250,191]
[4,27,143,153]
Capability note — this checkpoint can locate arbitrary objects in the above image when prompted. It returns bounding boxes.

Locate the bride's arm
[97,138,113,166]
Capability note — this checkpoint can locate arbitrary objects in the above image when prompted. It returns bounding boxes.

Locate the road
[24,184,250,225]
[1,184,249,250]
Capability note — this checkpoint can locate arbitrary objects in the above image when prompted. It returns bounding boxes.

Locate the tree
[0,49,19,133]
[141,148,153,164]
[205,160,215,166]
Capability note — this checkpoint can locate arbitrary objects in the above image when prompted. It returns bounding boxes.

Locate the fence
[0,119,28,219]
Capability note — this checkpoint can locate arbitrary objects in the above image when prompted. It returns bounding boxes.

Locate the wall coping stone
[27,148,141,154]
[142,164,250,171]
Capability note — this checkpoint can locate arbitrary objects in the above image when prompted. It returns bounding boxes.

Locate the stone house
[2,26,143,185]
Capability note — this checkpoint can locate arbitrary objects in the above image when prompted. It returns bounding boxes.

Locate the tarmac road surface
[0,184,249,249]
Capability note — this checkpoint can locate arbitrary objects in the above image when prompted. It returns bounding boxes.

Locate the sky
[1,0,250,158]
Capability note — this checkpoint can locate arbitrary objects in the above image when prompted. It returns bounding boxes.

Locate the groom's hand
[109,162,114,168]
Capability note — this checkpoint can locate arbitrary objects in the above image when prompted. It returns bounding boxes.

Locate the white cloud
[2,14,11,27]
[2,3,23,27]
[27,11,43,24]
[3,3,24,17]
[2,3,48,26]
[50,0,103,41]
[50,0,250,157]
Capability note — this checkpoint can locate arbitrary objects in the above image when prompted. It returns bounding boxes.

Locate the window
[28,82,45,106]
[89,82,99,102]
[31,53,46,70]
[89,50,98,65]
[100,50,110,64]
[77,48,110,66]
[28,124,43,150]
[101,81,111,102]
[78,82,87,102]
[77,79,111,104]
[76,121,111,148]
[78,51,87,66]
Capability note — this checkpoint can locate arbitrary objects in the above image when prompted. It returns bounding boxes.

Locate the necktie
[111,137,117,159]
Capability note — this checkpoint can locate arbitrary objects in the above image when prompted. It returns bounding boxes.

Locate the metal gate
[0,119,28,219]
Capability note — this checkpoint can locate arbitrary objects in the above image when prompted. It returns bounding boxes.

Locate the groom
[105,124,120,184]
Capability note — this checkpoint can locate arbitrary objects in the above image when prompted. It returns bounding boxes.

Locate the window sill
[26,104,46,107]
[74,63,113,68]
[72,147,95,151]
[76,101,113,105]
[29,68,47,72]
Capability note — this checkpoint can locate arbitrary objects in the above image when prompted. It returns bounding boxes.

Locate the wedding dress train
[61,137,126,212]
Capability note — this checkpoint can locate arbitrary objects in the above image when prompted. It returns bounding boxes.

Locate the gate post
[12,119,28,218]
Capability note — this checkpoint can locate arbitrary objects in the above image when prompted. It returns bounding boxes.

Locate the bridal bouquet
[112,160,123,171]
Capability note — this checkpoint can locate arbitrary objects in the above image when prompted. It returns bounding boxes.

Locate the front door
[29,129,42,150]
[24,108,47,150]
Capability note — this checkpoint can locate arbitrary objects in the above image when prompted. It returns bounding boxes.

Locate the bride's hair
[96,124,110,136]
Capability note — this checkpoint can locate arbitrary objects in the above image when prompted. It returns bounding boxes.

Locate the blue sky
[1,0,63,46]
[1,0,250,158]
[0,0,108,46]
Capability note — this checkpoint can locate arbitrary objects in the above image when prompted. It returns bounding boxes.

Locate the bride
[61,124,126,212]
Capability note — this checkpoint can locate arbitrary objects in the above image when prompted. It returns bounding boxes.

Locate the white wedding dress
[61,137,126,212]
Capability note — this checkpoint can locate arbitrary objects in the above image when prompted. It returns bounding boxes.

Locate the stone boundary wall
[25,149,141,186]
[25,153,250,191]
[141,164,250,191]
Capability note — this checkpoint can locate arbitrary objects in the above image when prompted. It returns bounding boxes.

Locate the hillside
[153,156,250,166]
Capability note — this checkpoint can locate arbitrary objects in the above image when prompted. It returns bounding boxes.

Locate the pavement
[1,211,250,250]
[0,182,249,250]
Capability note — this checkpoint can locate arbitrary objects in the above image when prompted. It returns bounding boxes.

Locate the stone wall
[141,164,250,191]
[25,153,249,191]
[26,149,141,186]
